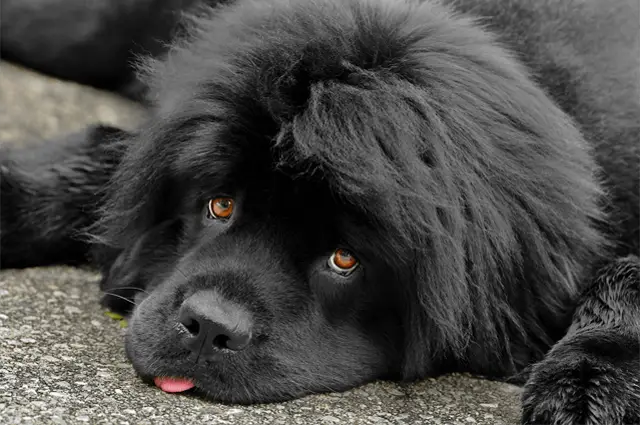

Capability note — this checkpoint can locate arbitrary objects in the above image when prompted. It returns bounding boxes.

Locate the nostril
[181,317,201,336]
[212,334,230,350]
[212,332,251,351]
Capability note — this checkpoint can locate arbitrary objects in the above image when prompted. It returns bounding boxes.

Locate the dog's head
[97,0,603,402]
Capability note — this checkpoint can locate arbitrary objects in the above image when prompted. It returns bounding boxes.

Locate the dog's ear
[95,219,181,315]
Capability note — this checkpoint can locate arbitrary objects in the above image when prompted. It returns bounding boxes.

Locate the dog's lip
[153,376,196,393]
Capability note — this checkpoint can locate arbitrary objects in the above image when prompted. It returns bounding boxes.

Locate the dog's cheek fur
[96,219,183,314]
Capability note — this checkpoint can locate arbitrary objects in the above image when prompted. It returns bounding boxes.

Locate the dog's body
[1,0,639,423]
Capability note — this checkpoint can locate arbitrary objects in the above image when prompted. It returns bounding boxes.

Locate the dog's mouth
[154,376,196,393]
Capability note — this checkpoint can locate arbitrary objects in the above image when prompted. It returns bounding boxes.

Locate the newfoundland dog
[1,0,639,423]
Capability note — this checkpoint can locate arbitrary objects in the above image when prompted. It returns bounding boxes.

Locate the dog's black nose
[178,290,252,359]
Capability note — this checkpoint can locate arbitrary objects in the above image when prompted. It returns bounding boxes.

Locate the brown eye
[328,249,359,274]
[207,197,234,219]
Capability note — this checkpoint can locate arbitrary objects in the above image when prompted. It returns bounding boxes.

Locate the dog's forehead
[163,114,333,210]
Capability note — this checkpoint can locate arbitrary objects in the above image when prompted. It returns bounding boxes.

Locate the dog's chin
[123,326,285,404]
[124,332,382,404]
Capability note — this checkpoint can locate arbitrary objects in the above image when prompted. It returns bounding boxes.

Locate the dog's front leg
[522,256,640,425]
[0,125,129,268]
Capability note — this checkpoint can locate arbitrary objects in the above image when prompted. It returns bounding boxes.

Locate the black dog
[1,0,639,423]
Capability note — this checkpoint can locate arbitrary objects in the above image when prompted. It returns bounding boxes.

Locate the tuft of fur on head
[95,0,607,379]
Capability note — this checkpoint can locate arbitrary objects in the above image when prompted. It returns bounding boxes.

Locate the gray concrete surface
[0,62,523,424]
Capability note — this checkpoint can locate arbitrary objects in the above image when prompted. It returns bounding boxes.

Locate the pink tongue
[154,377,195,393]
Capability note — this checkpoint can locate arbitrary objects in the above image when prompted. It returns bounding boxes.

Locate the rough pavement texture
[0,63,145,143]
[0,62,523,424]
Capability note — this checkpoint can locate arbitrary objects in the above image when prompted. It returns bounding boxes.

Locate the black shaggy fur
[1,0,639,423]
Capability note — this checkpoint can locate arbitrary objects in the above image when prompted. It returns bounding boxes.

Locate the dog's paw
[521,334,640,425]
